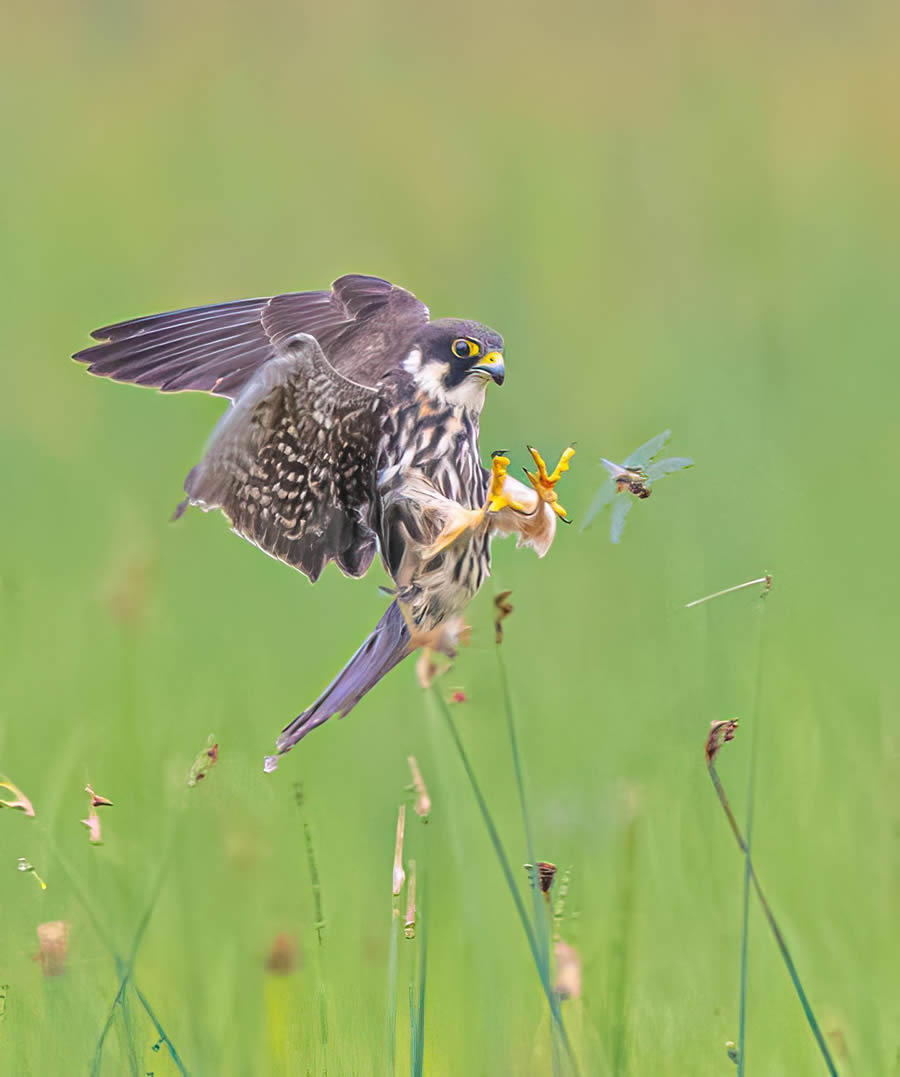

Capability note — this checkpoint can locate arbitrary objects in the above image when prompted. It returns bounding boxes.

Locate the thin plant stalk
[494,639,559,1073]
[431,688,579,1076]
[494,643,551,970]
[685,575,771,608]
[406,759,429,1077]
[90,838,176,1076]
[412,870,428,1077]
[407,855,428,1076]
[114,969,141,1077]
[132,981,188,1075]
[386,804,406,1074]
[738,613,766,1077]
[707,755,839,1076]
[34,822,187,1074]
[385,904,401,1074]
[295,784,329,1058]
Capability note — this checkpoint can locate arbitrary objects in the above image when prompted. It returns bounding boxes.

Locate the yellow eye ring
[452,338,478,360]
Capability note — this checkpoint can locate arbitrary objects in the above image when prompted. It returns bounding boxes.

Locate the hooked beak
[472,351,505,385]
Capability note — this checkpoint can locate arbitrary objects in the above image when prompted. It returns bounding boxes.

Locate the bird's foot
[523,446,575,521]
[486,451,527,514]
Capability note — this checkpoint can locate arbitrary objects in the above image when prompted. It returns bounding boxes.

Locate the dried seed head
[0,775,35,817]
[553,940,582,1001]
[85,784,113,808]
[407,756,431,821]
[81,808,103,845]
[705,719,739,766]
[404,860,417,939]
[34,921,69,977]
[188,735,219,786]
[493,590,514,644]
[537,861,557,893]
[265,932,300,975]
[392,804,407,897]
[525,861,558,894]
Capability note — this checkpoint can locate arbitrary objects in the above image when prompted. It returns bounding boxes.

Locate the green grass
[3,2,900,1072]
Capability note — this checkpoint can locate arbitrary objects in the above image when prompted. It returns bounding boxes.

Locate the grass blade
[35,822,188,1074]
[493,611,559,1071]
[90,838,175,1076]
[706,726,839,1076]
[431,688,579,1075]
[737,613,766,1077]
[412,888,428,1077]
[294,783,329,1063]
[385,804,406,1074]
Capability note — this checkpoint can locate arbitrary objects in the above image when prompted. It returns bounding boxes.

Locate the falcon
[74,274,573,766]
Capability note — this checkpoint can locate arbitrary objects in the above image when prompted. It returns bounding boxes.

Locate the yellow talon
[487,453,525,513]
[523,445,575,520]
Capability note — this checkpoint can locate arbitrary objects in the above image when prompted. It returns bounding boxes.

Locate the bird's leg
[522,446,576,521]
[421,453,524,557]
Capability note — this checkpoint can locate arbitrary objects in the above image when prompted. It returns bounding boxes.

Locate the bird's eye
[452,338,477,360]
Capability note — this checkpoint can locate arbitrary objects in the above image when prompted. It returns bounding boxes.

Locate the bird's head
[404,319,505,412]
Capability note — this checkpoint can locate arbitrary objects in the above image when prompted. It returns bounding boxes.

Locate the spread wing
[73,274,429,400]
[183,333,389,582]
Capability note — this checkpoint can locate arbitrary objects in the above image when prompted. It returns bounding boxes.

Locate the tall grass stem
[90,836,176,1076]
[35,821,188,1074]
[707,764,839,1075]
[737,611,766,1077]
[431,688,578,1075]
[494,639,557,1071]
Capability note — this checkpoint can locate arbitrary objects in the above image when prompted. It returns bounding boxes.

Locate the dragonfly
[581,430,692,543]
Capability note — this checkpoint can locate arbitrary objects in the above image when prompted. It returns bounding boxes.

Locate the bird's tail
[268,601,413,764]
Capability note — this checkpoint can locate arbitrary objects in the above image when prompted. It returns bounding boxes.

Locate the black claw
[491,449,510,459]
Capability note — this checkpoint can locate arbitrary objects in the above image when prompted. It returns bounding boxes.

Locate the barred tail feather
[274,601,413,757]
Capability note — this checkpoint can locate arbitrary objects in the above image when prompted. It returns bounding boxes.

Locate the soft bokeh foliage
[2,1,899,1073]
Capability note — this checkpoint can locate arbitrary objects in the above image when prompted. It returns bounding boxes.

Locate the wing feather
[74,274,429,400]
[183,334,387,582]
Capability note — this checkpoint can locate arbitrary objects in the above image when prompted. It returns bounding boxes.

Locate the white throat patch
[403,346,489,415]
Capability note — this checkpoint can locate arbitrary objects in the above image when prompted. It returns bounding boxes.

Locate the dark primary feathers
[73,274,429,400]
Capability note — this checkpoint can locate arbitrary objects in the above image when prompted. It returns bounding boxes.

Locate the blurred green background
[2,1,899,1073]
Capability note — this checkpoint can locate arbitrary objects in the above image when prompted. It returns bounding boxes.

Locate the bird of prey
[74,274,572,766]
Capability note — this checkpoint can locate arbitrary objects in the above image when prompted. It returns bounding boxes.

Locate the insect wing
[581,478,617,531]
[600,457,628,479]
[645,456,693,482]
[609,494,633,544]
[624,430,671,469]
